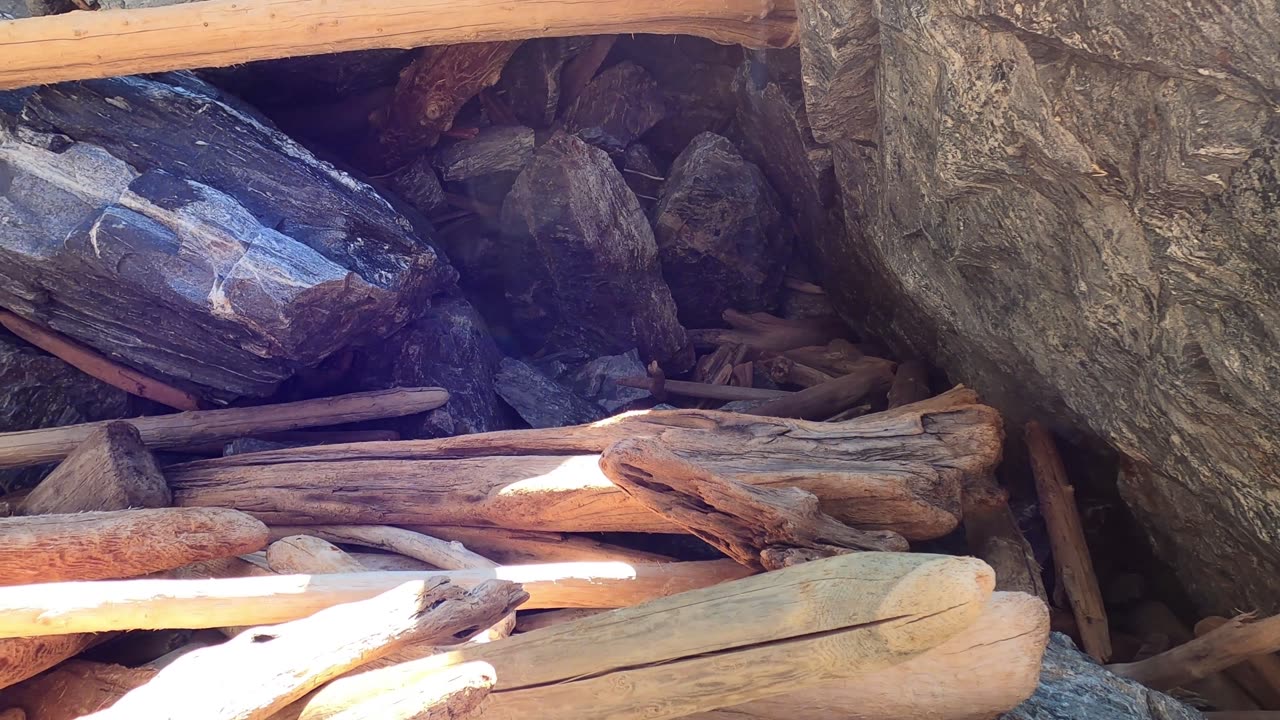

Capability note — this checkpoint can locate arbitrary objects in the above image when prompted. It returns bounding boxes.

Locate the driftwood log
[1196,616,1280,709]
[689,311,848,354]
[169,390,999,540]
[962,473,1047,600]
[266,537,367,575]
[0,560,751,637]
[301,662,496,720]
[278,553,995,720]
[0,388,449,470]
[17,422,169,516]
[1111,612,1280,692]
[0,508,267,585]
[395,526,674,565]
[0,660,155,720]
[744,357,894,420]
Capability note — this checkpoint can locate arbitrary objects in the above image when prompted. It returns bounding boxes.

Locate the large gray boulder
[0,75,454,401]
[792,0,1280,615]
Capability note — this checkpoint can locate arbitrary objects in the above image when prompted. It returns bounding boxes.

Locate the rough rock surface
[0,331,136,491]
[499,132,691,370]
[533,349,651,415]
[435,126,536,181]
[494,357,605,429]
[1001,634,1201,720]
[496,37,592,128]
[653,132,792,328]
[388,154,447,216]
[346,296,512,438]
[794,0,1280,615]
[563,61,666,155]
[0,75,453,400]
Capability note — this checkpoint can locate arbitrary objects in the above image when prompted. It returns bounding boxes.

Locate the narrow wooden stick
[616,377,791,401]
[268,526,494,572]
[514,609,606,633]
[0,508,268,585]
[1026,420,1110,662]
[396,526,675,565]
[746,358,895,420]
[81,579,527,720]
[1111,613,1280,691]
[0,311,201,411]
[0,0,796,91]
[0,387,449,470]
[0,561,751,637]
[1197,616,1280,709]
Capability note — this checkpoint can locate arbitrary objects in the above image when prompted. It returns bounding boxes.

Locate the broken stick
[18,422,169,516]
[1111,613,1280,692]
[1196,616,1280,709]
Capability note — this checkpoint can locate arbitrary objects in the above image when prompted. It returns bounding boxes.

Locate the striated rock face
[653,132,792,328]
[500,132,691,370]
[794,0,1280,614]
[564,61,666,156]
[0,74,453,401]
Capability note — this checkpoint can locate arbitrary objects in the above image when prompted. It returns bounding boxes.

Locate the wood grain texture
[0,634,100,692]
[266,536,366,575]
[1111,613,1280,692]
[1196,616,1280,709]
[0,660,154,720]
[396,527,675,565]
[0,388,449,470]
[0,561,751,637]
[284,553,995,720]
[268,526,495,572]
[0,508,267,586]
[18,422,169,516]
[745,357,895,420]
[0,0,797,90]
[82,580,526,720]
[313,661,495,720]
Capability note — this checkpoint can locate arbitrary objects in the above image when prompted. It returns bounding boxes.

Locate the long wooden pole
[0,0,796,91]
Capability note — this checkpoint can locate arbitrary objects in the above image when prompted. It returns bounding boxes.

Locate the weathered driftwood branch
[962,473,1046,600]
[170,391,998,540]
[756,355,833,388]
[1124,600,1258,710]
[0,635,101,692]
[0,0,796,90]
[1111,613,1280,692]
[514,609,606,633]
[0,561,750,637]
[0,388,450,470]
[616,376,791,401]
[18,422,169,516]
[268,526,495,572]
[281,553,994,720]
[1027,421,1110,662]
[0,311,201,411]
[0,659,155,720]
[267,536,367,575]
[82,579,527,720]
[744,357,894,420]
[398,526,675,565]
[690,310,848,354]
[1196,616,1280,709]
[300,661,497,720]
[780,339,866,376]
[886,359,931,408]
[601,438,908,569]
[0,508,267,585]
[686,592,1049,720]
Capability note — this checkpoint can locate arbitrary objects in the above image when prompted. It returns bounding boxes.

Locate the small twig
[617,376,790,402]
[622,168,665,182]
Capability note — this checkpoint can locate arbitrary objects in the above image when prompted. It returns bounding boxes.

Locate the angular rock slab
[797,0,1280,615]
[563,61,666,155]
[0,75,453,400]
[499,132,691,370]
[494,357,606,429]
[654,132,793,328]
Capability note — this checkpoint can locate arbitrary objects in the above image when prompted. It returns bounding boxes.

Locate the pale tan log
[514,609,605,633]
[82,579,526,720]
[0,508,267,586]
[0,560,750,637]
[171,390,998,541]
[397,527,674,565]
[0,660,154,720]
[1197,616,1280,709]
[1111,613,1280,692]
[962,473,1047,601]
[601,438,908,569]
[266,536,366,575]
[280,553,994,720]
[318,661,495,720]
[745,357,895,420]
[268,527,493,572]
[617,376,793,401]
[345,553,434,572]
[780,339,867,376]
[18,422,169,516]
[0,0,797,91]
[0,635,100,692]
[685,591,1049,720]
[0,388,448,471]
[1027,421,1110,662]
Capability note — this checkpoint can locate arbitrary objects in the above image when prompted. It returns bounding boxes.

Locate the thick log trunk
[279,553,995,720]
[962,474,1047,601]
[744,357,894,420]
[0,508,267,585]
[0,388,449,470]
[689,311,848,354]
[170,391,998,540]
[316,662,495,720]
[1111,613,1280,692]
[0,561,751,637]
[18,422,168,516]
[267,537,366,575]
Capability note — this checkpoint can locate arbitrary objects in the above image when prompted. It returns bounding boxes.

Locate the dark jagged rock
[347,296,512,438]
[496,37,592,128]
[563,61,666,155]
[435,126,536,182]
[796,0,1280,616]
[499,132,691,370]
[199,51,412,109]
[0,75,453,401]
[533,349,651,415]
[653,132,793,328]
[1002,634,1201,720]
[388,154,447,216]
[0,331,136,491]
[494,357,605,429]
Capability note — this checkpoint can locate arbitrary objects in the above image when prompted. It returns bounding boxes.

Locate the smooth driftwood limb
[0,560,750,637]
[0,660,155,720]
[82,580,527,720]
[962,473,1047,601]
[744,357,895,420]
[0,508,267,585]
[267,526,494,573]
[281,553,994,720]
[1197,616,1280,709]
[689,311,848,354]
[1111,613,1280,692]
[314,661,495,720]
[0,0,797,90]
[1027,421,1110,662]
[616,377,791,402]
[343,554,432,572]
[1124,600,1258,711]
[780,339,867,376]
[886,359,931,409]
[170,389,998,541]
[18,422,168,516]
[685,591,1049,720]
[396,527,675,565]
[602,438,908,569]
[0,388,449,471]
[514,609,606,633]
[0,311,200,411]
[267,536,366,575]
